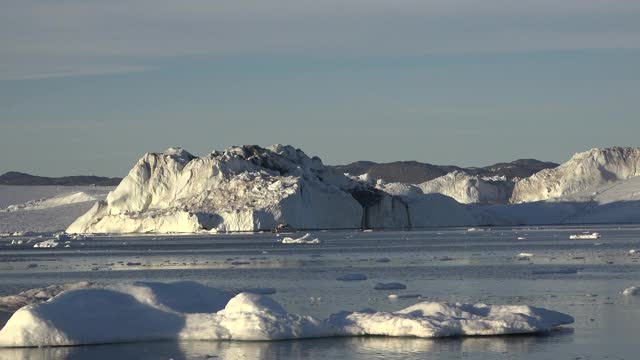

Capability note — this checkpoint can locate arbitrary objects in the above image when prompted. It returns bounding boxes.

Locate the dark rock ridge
[333,159,559,183]
[0,172,122,186]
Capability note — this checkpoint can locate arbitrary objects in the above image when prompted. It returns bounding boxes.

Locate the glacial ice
[0,282,574,347]
[511,147,640,203]
[1,192,100,212]
[4,146,640,235]
[419,171,513,204]
[67,145,383,233]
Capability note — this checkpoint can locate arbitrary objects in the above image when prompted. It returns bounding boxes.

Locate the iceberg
[0,282,574,347]
[418,171,513,204]
[511,147,640,203]
[67,145,413,234]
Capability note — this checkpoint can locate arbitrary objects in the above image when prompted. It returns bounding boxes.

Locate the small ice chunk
[629,249,637,255]
[54,232,71,241]
[518,253,534,258]
[374,283,407,290]
[280,233,320,244]
[622,286,640,296]
[569,233,601,240]
[517,237,527,240]
[336,274,368,281]
[32,239,59,248]
[388,294,421,300]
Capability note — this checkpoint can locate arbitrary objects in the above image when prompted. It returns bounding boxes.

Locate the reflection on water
[0,330,574,360]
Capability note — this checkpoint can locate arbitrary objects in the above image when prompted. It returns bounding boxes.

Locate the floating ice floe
[32,239,59,248]
[629,249,637,255]
[518,253,534,258]
[336,274,368,281]
[388,294,421,300]
[622,286,640,296]
[374,283,407,290]
[517,237,527,240]
[569,233,601,240]
[280,233,320,244]
[0,282,574,347]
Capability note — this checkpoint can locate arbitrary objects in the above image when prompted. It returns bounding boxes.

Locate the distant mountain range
[332,159,559,183]
[0,172,122,186]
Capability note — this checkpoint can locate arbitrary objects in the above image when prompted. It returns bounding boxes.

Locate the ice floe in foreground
[0,282,574,347]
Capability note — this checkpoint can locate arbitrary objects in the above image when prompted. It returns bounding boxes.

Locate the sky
[1,0,639,176]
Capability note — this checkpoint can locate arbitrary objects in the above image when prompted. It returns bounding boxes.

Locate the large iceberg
[0,282,574,347]
[511,147,640,203]
[62,145,640,233]
[67,145,482,233]
[68,145,411,233]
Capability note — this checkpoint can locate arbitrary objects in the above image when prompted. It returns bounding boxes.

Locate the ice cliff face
[510,147,640,203]
[418,171,513,204]
[68,145,425,233]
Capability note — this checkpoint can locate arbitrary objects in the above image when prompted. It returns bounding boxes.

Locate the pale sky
[1,0,639,176]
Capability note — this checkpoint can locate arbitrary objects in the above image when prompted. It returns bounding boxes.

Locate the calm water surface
[0,225,639,359]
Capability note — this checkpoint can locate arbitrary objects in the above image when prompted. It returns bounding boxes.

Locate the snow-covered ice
[511,147,640,203]
[419,171,513,204]
[0,282,574,347]
[0,186,112,234]
[0,282,95,312]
